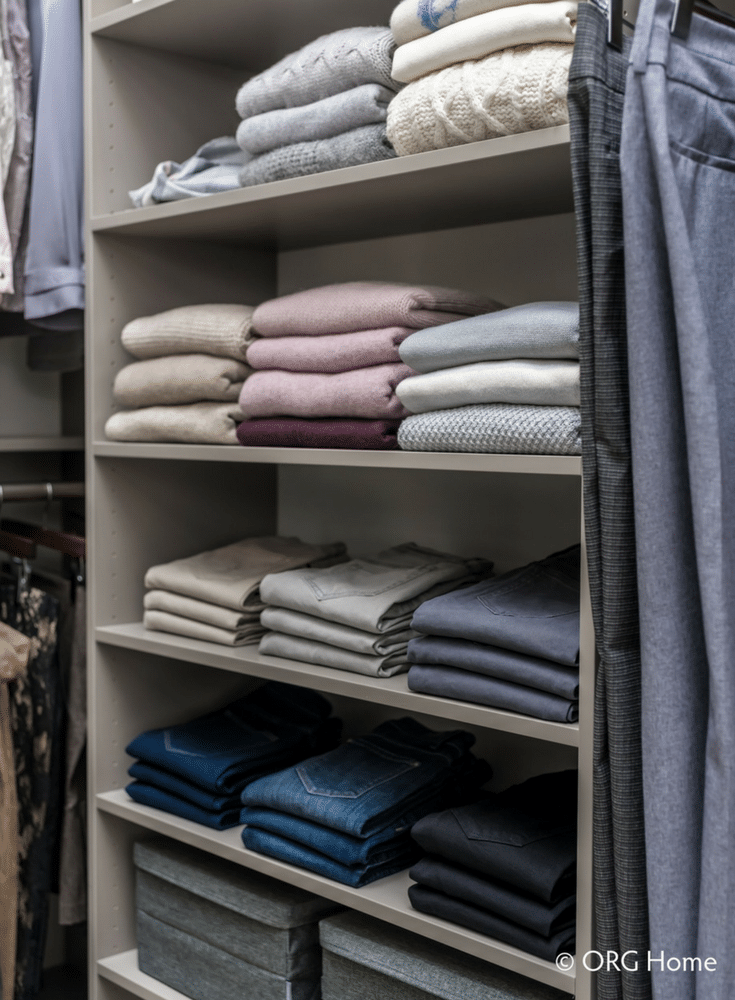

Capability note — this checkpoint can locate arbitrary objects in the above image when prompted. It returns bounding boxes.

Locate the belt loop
[631,0,667,72]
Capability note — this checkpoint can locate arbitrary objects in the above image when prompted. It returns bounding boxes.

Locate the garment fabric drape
[0,623,30,1000]
[1,583,61,1000]
[621,1,735,997]
[567,8,650,1000]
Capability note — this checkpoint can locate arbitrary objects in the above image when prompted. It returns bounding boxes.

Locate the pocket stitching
[304,561,442,601]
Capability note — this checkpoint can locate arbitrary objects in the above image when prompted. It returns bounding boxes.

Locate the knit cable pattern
[387,42,573,155]
[236,28,400,119]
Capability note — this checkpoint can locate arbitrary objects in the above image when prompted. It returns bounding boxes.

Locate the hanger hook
[43,482,53,529]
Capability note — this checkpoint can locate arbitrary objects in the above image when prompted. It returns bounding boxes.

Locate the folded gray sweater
[399,302,580,372]
[235,27,399,119]
[239,124,395,188]
[236,84,393,156]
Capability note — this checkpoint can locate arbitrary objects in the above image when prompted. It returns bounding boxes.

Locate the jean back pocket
[297,740,419,799]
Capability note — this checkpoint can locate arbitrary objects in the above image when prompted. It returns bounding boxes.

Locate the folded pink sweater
[246,326,414,373]
[252,282,502,337]
[238,364,415,419]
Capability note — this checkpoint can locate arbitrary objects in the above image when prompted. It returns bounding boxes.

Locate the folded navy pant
[408,884,576,961]
[126,782,244,830]
[126,681,334,795]
[242,717,478,839]
[128,761,243,812]
[411,770,578,903]
[407,635,579,700]
[411,546,581,666]
[410,857,576,936]
[407,664,578,723]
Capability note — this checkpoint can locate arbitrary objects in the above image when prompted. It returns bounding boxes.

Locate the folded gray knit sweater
[238,124,395,188]
[235,27,400,119]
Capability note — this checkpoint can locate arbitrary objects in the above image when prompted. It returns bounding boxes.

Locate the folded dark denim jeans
[410,857,576,936]
[407,635,579,700]
[408,884,576,962]
[241,807,415,866]
[126,781,244,830]
[128,761,243,812]
[411,546,581,667]
[242,825,419,887]
[242,717,476,838]
[125,681,334,795]
[410,770,578,902]
[407,664,578,723]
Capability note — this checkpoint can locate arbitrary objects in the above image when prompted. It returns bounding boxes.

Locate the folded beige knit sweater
[121,303,256,361]
[104,401,245,444]
[387,43,573,155]
[113,354,250,407]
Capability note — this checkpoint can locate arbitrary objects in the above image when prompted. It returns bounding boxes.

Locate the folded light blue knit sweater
[235,27,400,118]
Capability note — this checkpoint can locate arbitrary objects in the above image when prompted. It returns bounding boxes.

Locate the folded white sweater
[387,43,573,155]
[396,359,580,412]
[391,1,578,83]
[390,0,559,45]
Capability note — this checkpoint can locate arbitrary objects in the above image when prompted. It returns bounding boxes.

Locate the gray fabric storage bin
[320,911,569,1000]
[139,910,321,1000]
[135,836,340,997]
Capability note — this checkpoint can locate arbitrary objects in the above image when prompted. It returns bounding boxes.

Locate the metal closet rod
[0,481,85,501]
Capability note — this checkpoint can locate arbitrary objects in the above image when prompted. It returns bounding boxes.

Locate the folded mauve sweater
[238,124,395,188]
[252,282,501,337]
[387,43,573,155]
[392,1,578,83]
[236,417,400,450]
[121,304,255,361]
[235,27,399,119]
[236,84,394,156]
[239,364,414,420]
[246,326,414,373]
[391,0,559,45]
[113,354,250,407]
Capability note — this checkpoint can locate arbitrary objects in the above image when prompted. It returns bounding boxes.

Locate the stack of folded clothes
[105,304,256,444]
[409,769,578,961]
[397,302,581,454]
[143,535,347,647]
[407,545,580,722]
[235,28,401,187]
[257,543,493,676]
[237,281,502,449]
[241,716,493,886]
[387,0,577,155]
[125,681,341,830]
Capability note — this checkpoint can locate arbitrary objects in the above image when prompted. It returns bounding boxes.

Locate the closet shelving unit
[85,1,595,998]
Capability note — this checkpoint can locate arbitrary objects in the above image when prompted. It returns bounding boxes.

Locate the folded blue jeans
[411,546,581,666]
[242,825,419,887]
[242,717,476,838]
[128,761,242,812]
[126,782,243,830]
[126,681,334,794]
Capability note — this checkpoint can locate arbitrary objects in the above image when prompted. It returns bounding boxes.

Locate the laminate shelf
[98,951,188,1000]
[93,441,582,476]
[96,623,579,746]
[90,128,573,249]
[91,0,398,68]
[0,435,85,452]
[96,790,576,993]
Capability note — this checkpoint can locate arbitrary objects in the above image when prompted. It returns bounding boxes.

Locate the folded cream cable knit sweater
[392,1,577,82]
[387,43,573,155]
[390,0,560,45]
